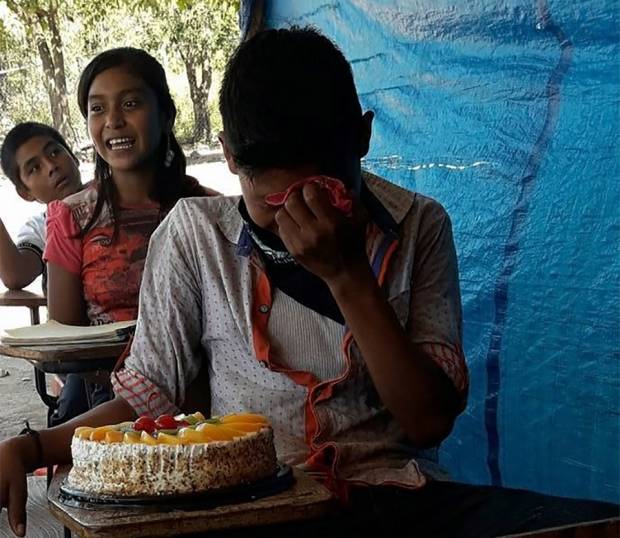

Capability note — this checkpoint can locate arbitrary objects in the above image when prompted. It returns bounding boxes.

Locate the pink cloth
[264,175,353,215]
[44,200,82,275]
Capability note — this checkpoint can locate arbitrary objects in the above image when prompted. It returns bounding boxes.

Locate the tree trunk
[37,2,75,144]
[6,0,75,145]
[182,54,212,145]
[199,64,212,143]
[34,30,63,129]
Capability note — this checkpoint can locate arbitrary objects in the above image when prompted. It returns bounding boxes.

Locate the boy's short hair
[0,122,77,189]
[220,26,363,174]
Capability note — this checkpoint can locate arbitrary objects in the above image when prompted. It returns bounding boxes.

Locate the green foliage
[0,7,52,141]
[170,85,195,145]
[0,0,239,149]
[140,0,239,142]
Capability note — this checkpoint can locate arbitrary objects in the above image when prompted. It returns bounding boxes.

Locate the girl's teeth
[108,137,135,150]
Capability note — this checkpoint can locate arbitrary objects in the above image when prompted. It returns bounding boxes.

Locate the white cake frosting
[68,426,278,496]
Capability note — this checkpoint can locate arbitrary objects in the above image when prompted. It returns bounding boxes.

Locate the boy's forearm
[327,263,459,448]
[0,219,41,289]
[24,397,137,471]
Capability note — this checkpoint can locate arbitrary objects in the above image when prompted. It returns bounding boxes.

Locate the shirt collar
[215,172,416,255]
[215,195,245,245]
[361,170,415,229]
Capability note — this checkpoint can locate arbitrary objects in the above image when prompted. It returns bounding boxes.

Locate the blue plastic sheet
[261,0,620,502]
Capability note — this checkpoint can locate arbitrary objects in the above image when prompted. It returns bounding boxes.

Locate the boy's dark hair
[0,122,77,190]
[77,47,187,238]
[220,26,363,176]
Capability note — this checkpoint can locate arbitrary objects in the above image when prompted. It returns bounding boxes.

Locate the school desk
[47,465,334,538]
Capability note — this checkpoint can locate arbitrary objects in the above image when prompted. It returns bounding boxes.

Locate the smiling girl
[44,48,215,327]
[41,48,217,424]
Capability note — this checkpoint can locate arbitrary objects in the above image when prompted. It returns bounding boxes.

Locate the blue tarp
[260,0,620,503]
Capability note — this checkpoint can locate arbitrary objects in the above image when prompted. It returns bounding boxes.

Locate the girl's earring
[164,135,174,168]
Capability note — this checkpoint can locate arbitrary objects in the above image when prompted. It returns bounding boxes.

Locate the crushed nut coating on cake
[68,425,277,496]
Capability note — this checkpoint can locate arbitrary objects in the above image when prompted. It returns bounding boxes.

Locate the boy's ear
[218,131,239,175]
[17,186,35,202]
[358,111,374,158]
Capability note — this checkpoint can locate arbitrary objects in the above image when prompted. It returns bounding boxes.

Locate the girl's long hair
[77,47,188,239]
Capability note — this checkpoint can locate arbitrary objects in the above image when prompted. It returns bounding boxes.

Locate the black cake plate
[58,463,294,512]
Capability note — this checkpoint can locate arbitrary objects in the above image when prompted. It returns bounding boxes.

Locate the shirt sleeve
[111,201,205,417]
[43,201,82,274]
[16,212,46,256]
[407,200,469,400]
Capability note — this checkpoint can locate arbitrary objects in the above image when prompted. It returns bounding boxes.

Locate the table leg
[33,367,58,425]
[84,377,93,410]
[33,367,58,488]
[29,306,40,325]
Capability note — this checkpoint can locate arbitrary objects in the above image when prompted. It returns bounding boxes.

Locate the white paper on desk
[0,319,136,346]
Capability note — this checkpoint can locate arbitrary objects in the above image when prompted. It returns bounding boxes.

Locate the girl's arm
[44,201,88,325]
[276,184,463,449]
[0,397,135,537]
[47,262,88,325]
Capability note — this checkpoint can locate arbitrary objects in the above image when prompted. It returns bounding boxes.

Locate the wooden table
[0,475,64,538]
[0,289,47,325]
[46,464,618,538]
[0,290,54,426]
[0,290,126,421]
[48,465,334,538]
[0,341,126,423]
[0,341,127,369]
[504,517,619,537]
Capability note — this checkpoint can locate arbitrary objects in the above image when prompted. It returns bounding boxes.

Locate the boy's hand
[0,438,29,537]
[275,182,368,281]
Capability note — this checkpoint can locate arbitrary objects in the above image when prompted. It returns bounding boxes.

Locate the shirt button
[259,304,270,314]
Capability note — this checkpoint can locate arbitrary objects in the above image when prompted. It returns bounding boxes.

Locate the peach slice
[140,431,158,445]
[224,422,265,433]
[157,433,184,445]
[74,427,94,440]
[89,426,115,442]
[104,430,124,444]
[123,432,142,444]
[196,423,243,441]
[220,413,268,425]
[178,427,211,443]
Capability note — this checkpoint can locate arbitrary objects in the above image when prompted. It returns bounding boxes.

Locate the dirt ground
[0,355,47,442]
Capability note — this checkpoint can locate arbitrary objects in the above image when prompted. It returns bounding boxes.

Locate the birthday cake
[67,412,278,497]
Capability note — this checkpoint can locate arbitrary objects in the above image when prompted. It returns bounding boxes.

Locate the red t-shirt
[44,179,214,325]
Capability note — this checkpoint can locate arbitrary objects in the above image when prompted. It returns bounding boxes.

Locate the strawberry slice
[264,176,353,216]
[154,414,178,430]
[133,416,156,433]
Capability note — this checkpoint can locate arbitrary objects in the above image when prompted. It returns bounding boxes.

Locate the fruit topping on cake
[72,412,270,445]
